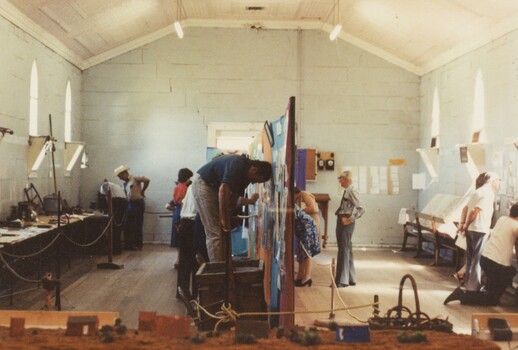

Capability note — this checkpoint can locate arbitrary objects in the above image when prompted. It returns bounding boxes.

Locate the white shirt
[180,186,197,219]
[100,181,126,199]
[466,183,495,234]
[482,216,518,266]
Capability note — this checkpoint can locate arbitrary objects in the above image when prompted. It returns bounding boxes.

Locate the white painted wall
[81,28,420,246]
[419,29,518,215]
[0,16,82,218]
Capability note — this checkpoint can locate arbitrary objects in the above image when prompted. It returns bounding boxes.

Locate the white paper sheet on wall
[379,166,388,194]
[341,164,401,195]
[412,172,426,190]
[390,166,399,194]
[370,166,380,194]
[359,166,367,194]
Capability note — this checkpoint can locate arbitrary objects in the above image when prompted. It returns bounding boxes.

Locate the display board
[249,97,295,328]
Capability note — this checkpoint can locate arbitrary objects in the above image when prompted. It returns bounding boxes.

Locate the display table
[0,213,109,306]
[0,214,107,247]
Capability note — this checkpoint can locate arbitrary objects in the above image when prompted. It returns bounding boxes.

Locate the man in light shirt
[176,184,198,300]
[100,180,127,255]
[456,172,501,291]
[445,203,518,305]
[334,170,365,288]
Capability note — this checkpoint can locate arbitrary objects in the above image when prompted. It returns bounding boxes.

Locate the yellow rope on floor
[190,297,377,333]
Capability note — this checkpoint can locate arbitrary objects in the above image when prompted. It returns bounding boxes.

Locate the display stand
[97,190,124,270]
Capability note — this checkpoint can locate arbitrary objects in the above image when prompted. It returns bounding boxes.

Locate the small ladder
[24,182,44,214]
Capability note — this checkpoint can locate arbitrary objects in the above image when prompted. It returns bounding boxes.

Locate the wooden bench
[415,212,463,268]
[401,210,435,258]
[401,211,464,268]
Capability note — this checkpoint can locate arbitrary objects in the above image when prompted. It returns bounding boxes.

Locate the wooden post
[330,258,335,319]
[224,230,236,307]
[54,192,61,311]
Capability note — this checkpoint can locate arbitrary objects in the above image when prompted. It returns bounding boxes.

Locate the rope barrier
[113,212,126,228]
[0,286,40,299]
[299,242,331,267]
[190,298,377,333]
[0,251,42,283]
[1,232,62,259]
[60,217,112,247]
[299,242,369,323]
[0,215,112,287]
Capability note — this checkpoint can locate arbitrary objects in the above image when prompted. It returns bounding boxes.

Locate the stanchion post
[373,295,379,318]
[54,191,62,311]
[329,257,335,319]
[107,195,113,263]
[97,184,123,270]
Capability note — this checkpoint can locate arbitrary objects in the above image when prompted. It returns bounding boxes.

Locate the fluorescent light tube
[329,24,342,41]
[174,21,184,39]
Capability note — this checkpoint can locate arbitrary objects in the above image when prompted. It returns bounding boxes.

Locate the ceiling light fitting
[330,24,342,41]
[175,0,184,39]
[330,0,342,41]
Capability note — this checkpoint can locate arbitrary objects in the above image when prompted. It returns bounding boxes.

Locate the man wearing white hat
[455,171,501,292]
[334,170,365,288]
[114,165,150,250]
[100,180,127,255]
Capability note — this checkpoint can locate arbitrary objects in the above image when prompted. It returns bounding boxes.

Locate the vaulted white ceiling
[2,0,518,75]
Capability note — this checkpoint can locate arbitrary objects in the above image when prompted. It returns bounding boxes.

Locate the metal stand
[54,192,62,311]
[97,190,124,270]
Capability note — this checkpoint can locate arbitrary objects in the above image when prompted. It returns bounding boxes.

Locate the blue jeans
[464,230,488,291]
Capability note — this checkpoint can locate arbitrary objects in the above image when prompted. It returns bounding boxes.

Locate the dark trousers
[112,197,127,254]
[193,213,209,263]
[177,218,198,299]
[125,199,145,249]
[462,256,516,306]
[171,204,182,247]
[335,219,356,285]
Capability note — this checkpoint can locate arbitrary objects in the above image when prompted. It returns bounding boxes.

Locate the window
[207,122,263,153]
[472,69,485,143]
[29,60,38,135]
[64,80,72,142]
[430,87,440,147]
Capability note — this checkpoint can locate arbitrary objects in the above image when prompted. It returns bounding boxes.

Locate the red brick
[10,318,25,337]
[138,311,157,332]
[65,316,99,336]
[156,315,190,338]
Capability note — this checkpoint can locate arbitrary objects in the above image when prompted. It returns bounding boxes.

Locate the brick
[10,318,25,337]
[156,315,190,338]
[65,316,99,336]
[138,311,157,332]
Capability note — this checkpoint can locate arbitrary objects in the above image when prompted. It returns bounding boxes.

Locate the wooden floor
[1,244,516,334]
[295,247,517,335]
